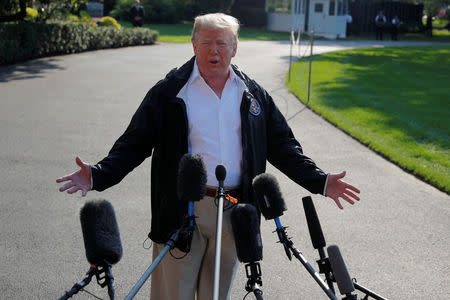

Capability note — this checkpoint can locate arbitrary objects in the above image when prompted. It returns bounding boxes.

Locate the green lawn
[345,29,450,42]
[119,21,294,43]
[120,21,449,43]
[287,46,450,193]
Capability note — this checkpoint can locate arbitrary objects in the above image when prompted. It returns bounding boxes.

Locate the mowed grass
[119,21,292,42]
[288,46,450,193]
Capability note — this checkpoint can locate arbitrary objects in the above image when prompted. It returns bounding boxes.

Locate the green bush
[0,21,158,65]
[25,7,39,21]
[99,16,122,30]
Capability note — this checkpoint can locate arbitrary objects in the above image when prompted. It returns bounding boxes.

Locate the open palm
[56,156,92,197]
[325,171,360,209]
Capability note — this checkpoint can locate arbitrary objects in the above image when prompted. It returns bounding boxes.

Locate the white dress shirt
[177,59,247,188]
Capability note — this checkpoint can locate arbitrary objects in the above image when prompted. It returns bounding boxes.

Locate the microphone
[176,153,207,253]
[80,199,123,266]
[253,174,338,300]
[215,164,226,198]
[231,203,263,263]
[60,199,122,300]
[231,203,264,300]
[327,245,357,299]
[125,154,206,300]
[252,173,291,260]
[215,164,226,185]
[302,196,326,249]
[302,196,335,293]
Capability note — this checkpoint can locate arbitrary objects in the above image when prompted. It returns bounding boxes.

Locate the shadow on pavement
[0,58,65,82]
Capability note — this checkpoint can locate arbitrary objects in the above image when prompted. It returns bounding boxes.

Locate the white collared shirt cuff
[89,166,94,190]
[323,174,329,196]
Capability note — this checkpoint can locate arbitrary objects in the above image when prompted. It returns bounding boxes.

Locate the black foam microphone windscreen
[302,196,326,249]
[80,199,123,265]
[252,173,287,220]
[231,204,263,263]
[215,164,227,182]
[327,245,355,295]
[177,153,207,202]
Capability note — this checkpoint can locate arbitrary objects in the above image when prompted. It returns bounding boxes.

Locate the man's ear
[232,41,238,58]
[192,40,198,56]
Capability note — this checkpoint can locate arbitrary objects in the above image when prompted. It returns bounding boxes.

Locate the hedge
[0,21,158,65]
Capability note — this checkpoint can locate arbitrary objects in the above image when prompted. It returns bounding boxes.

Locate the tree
[403,0,450,36]
[0,0,26,22]
[0,0,87,23]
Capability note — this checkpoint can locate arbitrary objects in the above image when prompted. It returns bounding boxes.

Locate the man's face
[192,27,237,80]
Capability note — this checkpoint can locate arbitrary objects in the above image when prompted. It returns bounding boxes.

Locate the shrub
[79,10,92,20]
[0,21,158,65]
[25,7,38,21]
[73,15,98,27]
[99,16,121,30]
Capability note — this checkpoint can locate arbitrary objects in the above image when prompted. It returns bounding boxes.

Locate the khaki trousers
[150,196,239,300]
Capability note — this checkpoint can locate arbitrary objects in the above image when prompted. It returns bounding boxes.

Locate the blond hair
[191,13,240,45]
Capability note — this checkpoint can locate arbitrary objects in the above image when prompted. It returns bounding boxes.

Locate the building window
[329,0,335,16]
[315,3,323,13]
[267,0,292,14]
[337,0,344,15]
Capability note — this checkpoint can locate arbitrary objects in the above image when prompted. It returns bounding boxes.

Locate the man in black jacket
[130,0,144,27]
[57,13,360,300]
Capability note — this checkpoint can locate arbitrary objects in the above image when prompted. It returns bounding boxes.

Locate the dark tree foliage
[0,0,88,22]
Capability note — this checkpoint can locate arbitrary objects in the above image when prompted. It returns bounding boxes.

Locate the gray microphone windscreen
[80,199,123,265]
[231,203,263,263]
[252,173,287,220]
[327,245,355,295]
[177,153,207,202]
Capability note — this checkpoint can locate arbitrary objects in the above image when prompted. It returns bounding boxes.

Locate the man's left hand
[325,171,360,209]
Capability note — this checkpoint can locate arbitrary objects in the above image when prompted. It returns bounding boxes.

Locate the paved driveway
[0,40,448,299]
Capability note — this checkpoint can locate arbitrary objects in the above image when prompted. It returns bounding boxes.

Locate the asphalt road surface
[1,40,449,299]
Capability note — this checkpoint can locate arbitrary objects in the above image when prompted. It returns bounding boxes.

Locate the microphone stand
[352,280,387,300]
[316,248,335,294]
[59,261,115,300]
[275,226,338,300]
[244,262,264,300]
[125,210,196,300]
[212,183,226,300]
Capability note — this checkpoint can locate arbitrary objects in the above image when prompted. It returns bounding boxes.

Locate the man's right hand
[56,156,92,197]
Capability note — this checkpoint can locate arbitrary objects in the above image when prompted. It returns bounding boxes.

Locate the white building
[266,0,349,39]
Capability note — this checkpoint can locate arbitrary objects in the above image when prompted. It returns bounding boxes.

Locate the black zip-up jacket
[91,57,327,243]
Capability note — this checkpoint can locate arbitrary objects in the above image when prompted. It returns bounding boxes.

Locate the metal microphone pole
[212,165,227,300]
[352,281,388,300]
[124,229,181,300]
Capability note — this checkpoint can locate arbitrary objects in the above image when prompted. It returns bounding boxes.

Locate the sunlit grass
[119,21,293,43]
[288,46,450,193]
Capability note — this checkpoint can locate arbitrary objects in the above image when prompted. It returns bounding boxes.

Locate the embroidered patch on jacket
[249,98,261,116]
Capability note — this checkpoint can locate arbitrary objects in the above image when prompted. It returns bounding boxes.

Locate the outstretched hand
[325,171,360,209]
[56,156,92,197]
